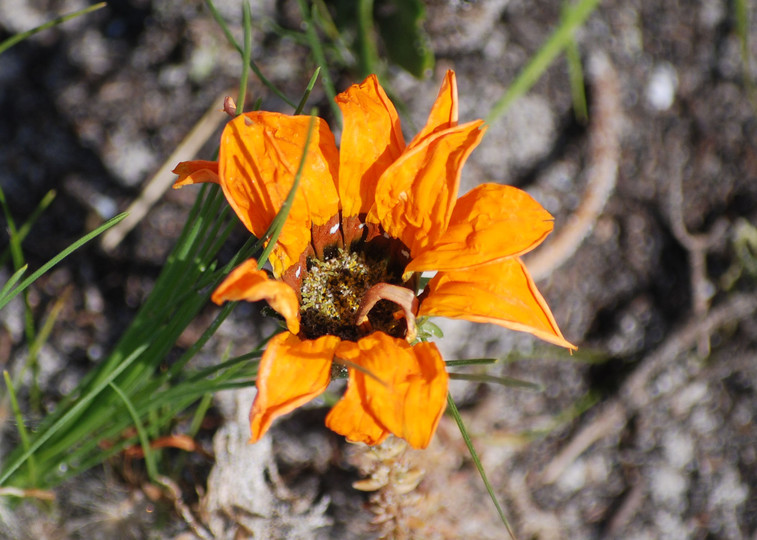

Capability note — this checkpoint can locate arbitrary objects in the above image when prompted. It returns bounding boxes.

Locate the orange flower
[173,71,574,449]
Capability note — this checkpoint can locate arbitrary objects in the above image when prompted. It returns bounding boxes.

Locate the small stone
[645,63,678,111]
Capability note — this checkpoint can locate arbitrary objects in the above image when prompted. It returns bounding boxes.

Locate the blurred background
[1,0,756,538]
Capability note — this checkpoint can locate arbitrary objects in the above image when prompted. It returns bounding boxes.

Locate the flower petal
[249,332,340,442]
[325,376,390,446]
[406,183,555,274]
[419,258,575,349]
[370,120,486,255]
[172,160,219,187]
[336,74,405,218]
[407,69,458,149]
[330,333,448,449]
[219,112,340,273]
[211,258,300,335]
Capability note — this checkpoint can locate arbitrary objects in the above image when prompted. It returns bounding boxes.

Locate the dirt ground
[1,0,757,538]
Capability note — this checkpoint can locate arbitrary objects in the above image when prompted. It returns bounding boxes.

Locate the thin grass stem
[485,0,601,125]
[0,2,106,56]
[449,372,542,391]
[188,394,214,437]
[564,27,588,123]
[3,372,36,485]
[256,112,318,268]
[0,189,55,268]
[204,0,297,108]
[294,67,321,115]
[444,358,498,367]
[0,343,149,486]
[295,0,341,125]
[356,0,379,77]
[0,266,27,306]
[25,289,70,410]
[109,381,159,481]
[0,213,128,312]
[447,393,516,539]
[235,1,252,116]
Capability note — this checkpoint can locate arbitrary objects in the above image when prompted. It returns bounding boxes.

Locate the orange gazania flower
[173,71,574,450]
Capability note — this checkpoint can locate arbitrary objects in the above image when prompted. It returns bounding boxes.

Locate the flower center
[299,247,408,341]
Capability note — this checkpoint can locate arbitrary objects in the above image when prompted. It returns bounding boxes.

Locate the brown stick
[101,91,231,252]
[538,292,757,486]
[526,52,622,281]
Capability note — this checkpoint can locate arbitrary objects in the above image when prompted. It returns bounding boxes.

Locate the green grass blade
[0,213,128,312]
[444,358,498,367]
[565,31,588,123]
[188,394,214,437]
[0,265,28,305]
[0,182,37,362]
[3,182,240,487]
[0,190,56,268]
[485,0,601,124]
[204,0,297,109]
[0,186,35,348]
[519,391,599,440]
[294,67,321,115]
[163,300,238,380]
[55,344,263,483]
[447,393,516,539]
[235,1,253,116]
[0,343,149,486]
[0,186,24,270]
[25,290,69,410]
[295,0,341,125]
[449,372,543,391]
[356,0,379,77]
[3,372,36,485]
[734,0,755,105]
[256,112,317,268]
[109,381,158,481]
[185,350,262,385]
[311,0,342,41]
[0,2,106,56]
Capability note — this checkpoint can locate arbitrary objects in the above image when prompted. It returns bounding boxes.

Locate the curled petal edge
[211,258,300,335]
[405,183,555,276]
[419,258,576,350]
[329,334,448,449]
[172,160,219,187]
[249,333,340,442]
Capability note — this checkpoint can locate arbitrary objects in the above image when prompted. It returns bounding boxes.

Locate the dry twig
[0,486,55,501]
[526,52,622,280]
[101,92,230,252]
[156,475,213,540]
[667,147,729,355]
[538,292,757,486]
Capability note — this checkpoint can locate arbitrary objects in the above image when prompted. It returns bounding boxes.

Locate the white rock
[645,63,678,111]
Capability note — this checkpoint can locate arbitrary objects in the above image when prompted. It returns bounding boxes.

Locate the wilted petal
[325,376,390,446]
[406,183,554,274]
[370,121,486,255]
[172,160,219,187]
[331,333,448,449]
[407,70,458,149]
[419,258,575,349]
[219,112,340,273]
[336,74,405,218]
[211,258,300,335]
[249,333,340,442]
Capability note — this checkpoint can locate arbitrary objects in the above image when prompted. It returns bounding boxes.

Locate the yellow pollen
[299,248,404,341]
